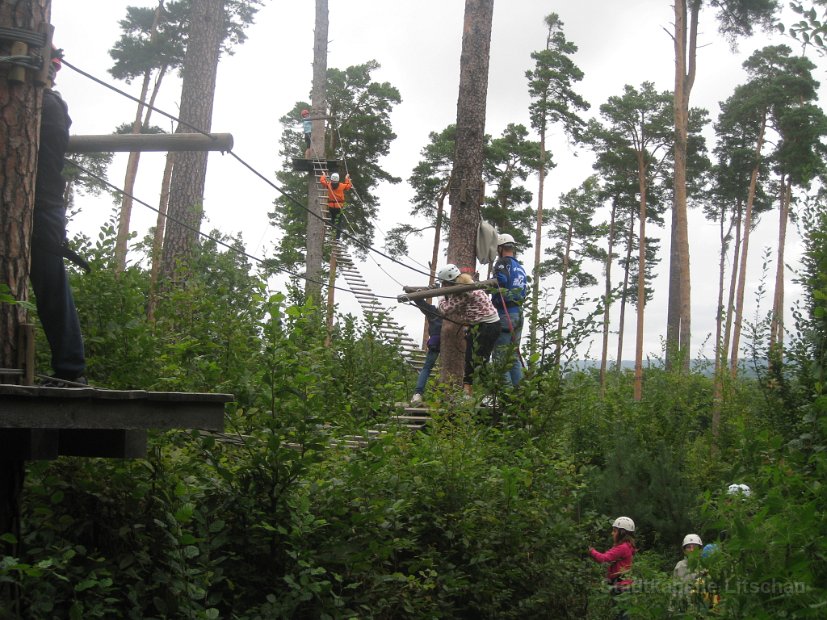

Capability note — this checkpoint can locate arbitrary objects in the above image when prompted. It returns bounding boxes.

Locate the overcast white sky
[50,1,824,362]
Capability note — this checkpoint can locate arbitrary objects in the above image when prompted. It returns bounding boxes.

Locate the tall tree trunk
[422,180,449,347]
[440,0,494,385]
[722,200,743,365]
[633,158,648,401]
[115,65,168,274]
[600,199,617,394]
[666,0,699,371]
[0,0,49,584]
[770,176,792,354]
[530,125,547,358]
[114,2,165,274]
[554,224,573,366]
[714,211,727,372]
[730,115,767,377]
[616,214,635,371]
[712,203,736,438]
[305,0,328,304]
[147,151,175,322]
[160,0,223,281]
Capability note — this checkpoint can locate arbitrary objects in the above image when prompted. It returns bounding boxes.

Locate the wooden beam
[66,132,234,153]
[398,278,497,302]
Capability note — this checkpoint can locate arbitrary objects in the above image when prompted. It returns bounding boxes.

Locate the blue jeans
[493,310,523,387]
[414,348,439,395]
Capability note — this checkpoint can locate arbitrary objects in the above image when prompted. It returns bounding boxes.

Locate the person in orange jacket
[319,172,352,239]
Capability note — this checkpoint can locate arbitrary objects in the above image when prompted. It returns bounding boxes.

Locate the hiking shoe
[410,393,423,406]
[39,375,89,388]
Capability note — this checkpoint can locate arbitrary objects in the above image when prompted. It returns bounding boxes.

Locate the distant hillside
[568,359,766,378]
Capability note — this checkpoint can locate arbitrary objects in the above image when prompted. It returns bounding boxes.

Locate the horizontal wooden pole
[397,278,497,303]
[67,132,234,153]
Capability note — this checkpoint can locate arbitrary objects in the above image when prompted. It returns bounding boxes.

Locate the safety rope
[59,59,434,296]
[331,120,431,272]
[0,26,47,47]
[69,160,399,299]
[497,287,527,369]
[0,55,41,70]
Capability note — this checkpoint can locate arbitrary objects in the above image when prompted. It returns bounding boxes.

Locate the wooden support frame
[0,385,230,460]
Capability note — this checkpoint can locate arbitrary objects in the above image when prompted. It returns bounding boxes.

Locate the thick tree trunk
[0,0,49,586]
[305,0,328,304]
[160,0,223,281]
[600,200,617,393]
[530,127,547,358]
[633,160,648,401]
[666,0,698,371]
[730,116,767,378]
[440,0,494,386]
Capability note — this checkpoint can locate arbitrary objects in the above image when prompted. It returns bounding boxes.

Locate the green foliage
[786,1,827,50]
[108,0,262,82]
[526,12,590,142]
[481,123,545,247]
[271,61,402,265]
[8,196,827,618]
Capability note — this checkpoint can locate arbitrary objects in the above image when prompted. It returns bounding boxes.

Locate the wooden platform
[291,157,341,173]
[0,384,231,460]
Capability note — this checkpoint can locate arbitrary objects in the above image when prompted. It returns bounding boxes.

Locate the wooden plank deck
[0,384,231,459]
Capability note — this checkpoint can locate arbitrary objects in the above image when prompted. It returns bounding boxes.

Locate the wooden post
[325,249,337,346]
[305,0,329,304]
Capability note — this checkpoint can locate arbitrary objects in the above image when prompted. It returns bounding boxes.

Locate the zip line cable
[332,122,432,273]
[68,160,402,300]
[62,59,433,281]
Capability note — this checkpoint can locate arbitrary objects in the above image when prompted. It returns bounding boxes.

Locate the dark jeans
[414,348,439,395]
[463,321,501,385]
[328,207,343,239]
[30,210,85,380]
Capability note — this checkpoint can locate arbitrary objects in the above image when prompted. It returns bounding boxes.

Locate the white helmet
[497,233,516,247]
[682,534,703,548]
[330,172,340,182]
[727,483,751,497]
[612,516,635,533]
[437,264,460,283]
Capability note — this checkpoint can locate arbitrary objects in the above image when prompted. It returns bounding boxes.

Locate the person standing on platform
[31,48,87,387]
[301,109,312,156]
[491,233,527,387]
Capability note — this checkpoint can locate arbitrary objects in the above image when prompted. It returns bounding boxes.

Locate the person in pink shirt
[589,516,636,618]
[436,265,500,398]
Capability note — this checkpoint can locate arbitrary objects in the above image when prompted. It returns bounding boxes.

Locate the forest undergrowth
[1,220,826,619]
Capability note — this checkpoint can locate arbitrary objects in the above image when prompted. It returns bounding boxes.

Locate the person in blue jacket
[491,234,527,386]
